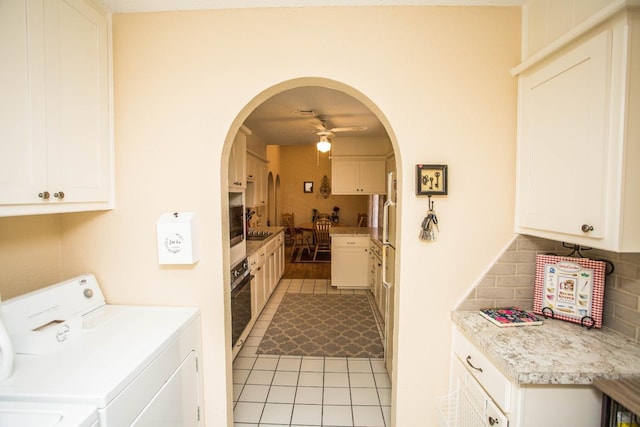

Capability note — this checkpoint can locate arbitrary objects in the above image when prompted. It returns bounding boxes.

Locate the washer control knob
[83,288,94,298]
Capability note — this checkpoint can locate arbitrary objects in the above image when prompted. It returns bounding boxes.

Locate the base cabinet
[331,236,369,288]
[448,327,602,427]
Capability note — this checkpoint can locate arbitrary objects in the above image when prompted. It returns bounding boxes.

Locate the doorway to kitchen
[223,77,400,427]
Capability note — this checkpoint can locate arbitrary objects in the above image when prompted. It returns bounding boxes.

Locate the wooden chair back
[314,219,332,247]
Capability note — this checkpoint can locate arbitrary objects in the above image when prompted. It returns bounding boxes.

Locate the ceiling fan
[311,117,368,153]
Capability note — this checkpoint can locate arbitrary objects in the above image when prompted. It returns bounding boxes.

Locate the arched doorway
[223,77,401,426]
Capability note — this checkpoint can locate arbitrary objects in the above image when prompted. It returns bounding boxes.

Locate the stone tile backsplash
[457,235,640,342]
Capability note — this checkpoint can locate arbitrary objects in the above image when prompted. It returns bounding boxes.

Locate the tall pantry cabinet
[0,0,113,216]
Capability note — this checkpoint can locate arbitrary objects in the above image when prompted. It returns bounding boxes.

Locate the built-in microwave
[229,201,245,247]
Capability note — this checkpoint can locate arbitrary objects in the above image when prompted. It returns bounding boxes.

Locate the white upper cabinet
[331,157,386,195]
[229,127,248,190]
[246,152,267,207]
[0,0,112,216]
[515,10,640,252]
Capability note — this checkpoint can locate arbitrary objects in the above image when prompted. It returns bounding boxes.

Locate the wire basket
[435,388,485,427]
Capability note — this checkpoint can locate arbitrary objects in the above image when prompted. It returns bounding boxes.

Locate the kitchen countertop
[453,310,640,385]
[329,226,382,242]
[245,226,284,257]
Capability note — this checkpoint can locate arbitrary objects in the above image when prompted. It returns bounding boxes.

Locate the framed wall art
[303,181,314,193]
[416,164,448,196]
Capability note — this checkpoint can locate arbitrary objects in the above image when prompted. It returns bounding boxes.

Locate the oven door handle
[231,274,253,297]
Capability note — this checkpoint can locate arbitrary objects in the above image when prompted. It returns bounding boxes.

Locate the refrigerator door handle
[383,199,394,246]
[382,246,391,289]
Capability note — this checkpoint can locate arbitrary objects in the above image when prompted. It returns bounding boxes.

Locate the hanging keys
[419,197,439,242]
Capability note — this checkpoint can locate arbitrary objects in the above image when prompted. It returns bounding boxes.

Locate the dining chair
[282,213,294,245]
[357,213,368,227]
[313,218,332,261]
[315,213,331,221]
[284,213,310,255]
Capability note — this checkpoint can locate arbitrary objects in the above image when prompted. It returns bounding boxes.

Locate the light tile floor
[233,278,392,427]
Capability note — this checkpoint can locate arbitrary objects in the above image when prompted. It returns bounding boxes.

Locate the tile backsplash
[457,235,640,342]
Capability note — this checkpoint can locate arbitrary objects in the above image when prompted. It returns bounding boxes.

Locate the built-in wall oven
[230,257,252,348]
[229,192,247,267]
[229,203,245,247]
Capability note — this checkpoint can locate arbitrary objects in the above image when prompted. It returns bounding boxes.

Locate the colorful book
[479,307,543,327]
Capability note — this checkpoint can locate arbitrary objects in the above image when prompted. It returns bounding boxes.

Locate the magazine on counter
[479,307,543,327]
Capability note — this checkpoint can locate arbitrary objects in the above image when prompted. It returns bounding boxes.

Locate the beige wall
[0,7,520,425]
[278,144,369,226]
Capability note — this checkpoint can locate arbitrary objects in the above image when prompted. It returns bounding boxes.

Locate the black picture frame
[416,164,448,195]
[303,181,314,193]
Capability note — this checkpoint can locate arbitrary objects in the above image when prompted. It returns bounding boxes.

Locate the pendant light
[316,135,331,153]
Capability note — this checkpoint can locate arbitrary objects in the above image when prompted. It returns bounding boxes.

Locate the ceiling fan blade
[329,126,368,133]
[309,119,326,131]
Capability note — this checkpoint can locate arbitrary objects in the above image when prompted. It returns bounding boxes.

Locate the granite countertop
[245,226,284,257]
[330,226,382,243]
[453,310,640,385]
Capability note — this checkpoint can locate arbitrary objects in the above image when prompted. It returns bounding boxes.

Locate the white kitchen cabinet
[331,236,369,288]
[249,247,267,317]
[246,153,267,207]
[0,0,113,216]
[275,232,285,282]
[229,126,249,190]
[515,10,640,252]
[448,327,601,427]
[331,157,386,195]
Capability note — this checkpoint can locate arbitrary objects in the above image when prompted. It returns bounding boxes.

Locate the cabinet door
[45,0,111,203]
[517,29,611,239]
[229,131,246,189]
[0,0,47,203]
[331,159,360,194]
[0,0,111,212]
[331,238,369,288]
[359,159,387,194]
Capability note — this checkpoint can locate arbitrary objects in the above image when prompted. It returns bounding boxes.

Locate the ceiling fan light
[317,137,331,153]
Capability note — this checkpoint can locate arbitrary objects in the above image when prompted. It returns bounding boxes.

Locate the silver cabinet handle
[38,191,50,200]
[488,416,499,425]
[465,355,483,372]
[54,191,65,199]
[581,224,594,233]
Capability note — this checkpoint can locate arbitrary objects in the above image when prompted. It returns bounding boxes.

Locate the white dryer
[0,274,202,427]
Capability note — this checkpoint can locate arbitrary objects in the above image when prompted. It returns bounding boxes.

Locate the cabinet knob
[581,224,594,233]
[54,191,65,199]
[38,191,50,200]
[488,416,499,425]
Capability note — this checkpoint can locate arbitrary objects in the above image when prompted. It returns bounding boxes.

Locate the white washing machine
[0,274,202,427]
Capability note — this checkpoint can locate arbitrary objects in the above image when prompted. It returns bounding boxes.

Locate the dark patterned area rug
[291,247,331,263]
[257,294,384,358]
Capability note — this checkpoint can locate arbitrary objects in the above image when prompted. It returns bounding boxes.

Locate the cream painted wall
[279,144,369,226]
[0,215,63,299]
[0,6,520,425]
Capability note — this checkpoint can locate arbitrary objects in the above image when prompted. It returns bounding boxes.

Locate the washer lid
[0,304,199,408]
[0,401,97,427]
